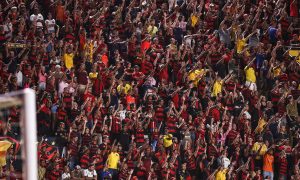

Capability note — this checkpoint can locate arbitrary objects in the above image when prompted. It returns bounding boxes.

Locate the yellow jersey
[117,84,132,95]
[236,38,246,54]
[107,152,120,169]
[163,134,173,148]
[89,72,98,79]
[191,15,198,27]
[212,80,223,97]
[254,118,267,134]
[188,69,205,86]
[245,67,256,83]
[63,53,74,69]
[147,26,158,37]
[251,142,267,159]
[215,169,228,180]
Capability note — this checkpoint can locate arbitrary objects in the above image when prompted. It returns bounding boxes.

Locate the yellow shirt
[163,134,173,148]
[236,38,246,54]
[117,84,132,95]
[147,26,158,36]
[289,50,300,63]
[272,67,281,77]
[252,142,267,159]
[215,169,228,180]
[254,118,267,134]
[191,15,198,27]
[0,140,12,166]
[212,80,223,97]
[188,69,205,86]
[107,152,120,169]
[245,67,256,83]
[89,72,98,79]
[63,53,74,69]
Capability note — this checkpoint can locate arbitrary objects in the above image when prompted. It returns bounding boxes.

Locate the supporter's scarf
[38,142,58,161]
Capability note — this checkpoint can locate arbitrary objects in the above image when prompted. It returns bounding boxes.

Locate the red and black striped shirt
[166,116,177,134]
[155,106,165,122]
[80,153,90,169]
[135,129,145,144]
[47,170,61,180]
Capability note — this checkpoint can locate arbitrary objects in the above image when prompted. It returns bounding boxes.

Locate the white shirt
[4,23,12,38]
[61,172,71,180]
[58,81,69,96]
[119,110,126,121]
[30,14,44,28]
[83,169,97,178]
[16,71,23,87]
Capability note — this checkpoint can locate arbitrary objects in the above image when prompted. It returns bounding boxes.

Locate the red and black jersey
[141,60,154,75]
[180,109,189,121]
[136,166,147,179]
[207,145,218,158]
[127,159,135,170]
[166,116,177,134]
[119,169,130,180]
[162,166,177,179]
[68,141,79,157]
[69,130,79,141]
[93,117,103,133]
[57,108,67,124]
[47,169,61,180]
[38,106,51,128]
[135,129,145,144]
[225,98,234,111]
[278,156,288,175]
[271,91,281,106]
[196,129,206,140]
[42,53,50,66]
[63,92,72,109]
[93,154,104,171]
[111,116,121,134]
[80,153,90,169]
[210,52,222,65]
[81,133,92,147]
[187,154,197,171]
[90,141,99,157]
[155,106,165,122]
[92,78,104,97]
[197,145,206,156]
[198,80,206,96]
[226,130,238,145]
[54,157,66,171]
[278,73,288,82]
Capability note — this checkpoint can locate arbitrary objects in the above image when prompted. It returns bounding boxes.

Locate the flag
[38,142,58,161]
[0,140,12,167]
[0,136,20,167]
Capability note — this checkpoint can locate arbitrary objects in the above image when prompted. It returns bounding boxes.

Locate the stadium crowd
[0,0,300,179]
